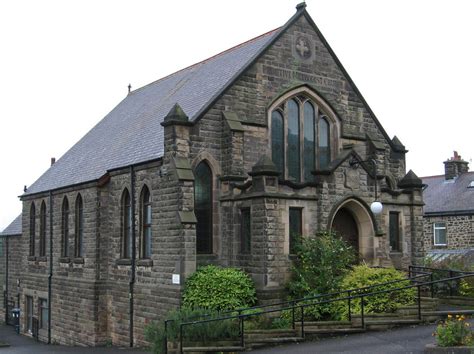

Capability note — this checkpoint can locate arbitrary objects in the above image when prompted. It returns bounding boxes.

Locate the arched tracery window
[271,94,333,182]
[140,186,152,259]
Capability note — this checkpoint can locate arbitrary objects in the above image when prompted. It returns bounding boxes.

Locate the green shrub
[144,307,240,354]
[339,264,416,316]
[285,231,355,320]
[182,265,257,311]
[434,314,473,347]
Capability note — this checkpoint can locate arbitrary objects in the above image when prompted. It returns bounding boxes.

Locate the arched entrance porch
[329,198,376,264]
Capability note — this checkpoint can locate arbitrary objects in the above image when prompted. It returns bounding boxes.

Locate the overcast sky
[1,0,473,231]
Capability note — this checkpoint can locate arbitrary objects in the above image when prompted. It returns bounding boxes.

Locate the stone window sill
[116,258,132,266]
[73,257,84,264]
[59,257,70,263]
[37,256,47,262]
[27,256,36,261]
[137,259,153,267]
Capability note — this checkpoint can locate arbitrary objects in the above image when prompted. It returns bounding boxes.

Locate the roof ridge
[130,27,281,96]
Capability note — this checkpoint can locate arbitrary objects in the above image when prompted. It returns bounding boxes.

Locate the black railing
[165,269,474,354]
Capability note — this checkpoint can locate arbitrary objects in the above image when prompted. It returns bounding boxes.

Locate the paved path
[0,324,147,353]
[252,320,474,354]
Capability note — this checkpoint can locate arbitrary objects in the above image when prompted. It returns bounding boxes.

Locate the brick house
[2,4,425,347]
[422,152,474,254]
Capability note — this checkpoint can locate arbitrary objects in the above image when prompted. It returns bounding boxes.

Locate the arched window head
[75,194,84,258]
[29,203,36,256]
[39,201,47,257]
[121,189,132,259]
[140,186,151,259]
[61,197,69,257]
[270,93,334,182]
[194,161,213,254]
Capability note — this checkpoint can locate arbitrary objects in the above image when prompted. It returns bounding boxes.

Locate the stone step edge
[182,346,244,352]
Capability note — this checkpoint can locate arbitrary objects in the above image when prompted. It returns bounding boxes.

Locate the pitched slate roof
[422,171,474,215]
[0,214,22,237]
[24,28,281,196]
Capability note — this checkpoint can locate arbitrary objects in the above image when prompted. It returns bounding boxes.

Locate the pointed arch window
[61,197,69,257]
[271,94,333,182]
[39,201,47,257]
[194,161,213,254]
[29,203,36,256]
[140,186,152,259]
[122,189,132,259]
[75,194,84,258]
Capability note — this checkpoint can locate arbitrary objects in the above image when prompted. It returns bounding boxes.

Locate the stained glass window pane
[303,101,315,181]
[289,208,302,254]
[318,117,330,168]
[287,99,300,182]
[40,202,46,257]
[30,203,35,256]
[195,162,213,254]
[389,212,400,251]
[271,111,284,177]
[142,187,152,259]
[62,198,69,257]
[122,191,131,258]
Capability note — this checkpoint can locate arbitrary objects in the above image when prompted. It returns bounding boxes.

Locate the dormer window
[270,90,337,182]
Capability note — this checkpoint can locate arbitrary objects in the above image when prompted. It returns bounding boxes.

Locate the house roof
[0,214,22,237]
[23,26,282,196]
[422,171,474,215]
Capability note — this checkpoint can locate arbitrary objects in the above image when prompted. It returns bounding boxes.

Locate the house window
[141,186,152,259]
[26,296,33,333]
[75,194,84,258]
[271,95,332,182]
[29,203,35,256]
[289,208,302,254]
[39,201,47,257]
[240,208,251,254]
[61,197,69,257]
[195,161,213,254]
[389,212,400,252]
[122,189,132,259]
[434,222,447,246]
[39,298,48,329]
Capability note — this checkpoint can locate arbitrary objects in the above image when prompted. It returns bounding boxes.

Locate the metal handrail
[174,272,474,354]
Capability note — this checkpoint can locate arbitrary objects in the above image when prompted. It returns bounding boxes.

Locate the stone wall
[423,215,474,251]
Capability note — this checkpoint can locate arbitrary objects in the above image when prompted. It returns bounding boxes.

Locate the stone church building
[3,4,425,347]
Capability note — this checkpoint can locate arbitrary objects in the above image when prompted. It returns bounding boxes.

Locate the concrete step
[295,320,353,329]
[304,327,366,335]
[182,346,244,352]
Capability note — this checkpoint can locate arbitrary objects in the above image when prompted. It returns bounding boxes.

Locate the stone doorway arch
[329,198,375,264]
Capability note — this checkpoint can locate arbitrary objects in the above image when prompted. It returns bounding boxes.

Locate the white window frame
[433,222,447,246]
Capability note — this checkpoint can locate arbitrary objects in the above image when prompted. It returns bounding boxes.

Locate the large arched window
[271,95,333,182]
[75,194,84,258]
[39,201,47,257]
[29,203,36,257]
[140,186,152,259]
[61,197,69,257]
[121,189,132,259]
[194,161,213,254]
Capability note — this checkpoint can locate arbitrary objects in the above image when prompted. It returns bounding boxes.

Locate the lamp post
[350,157,383,215]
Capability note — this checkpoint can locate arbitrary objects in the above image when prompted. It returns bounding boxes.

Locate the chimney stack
[444,151,469,180]
[51,157,56,166]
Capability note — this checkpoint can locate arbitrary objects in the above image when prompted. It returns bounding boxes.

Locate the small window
[122,189,132,259]
[75,194,84,258]
[240,208,251,254]
[289,208,302,254]
[61,197,69,257]
[389,212,400,252]
[434,222,447,246]
[29,203,36,256]
[141,186,152,259]
[39,298,48,329]
[39,201,47,257]
[195,161,213,254]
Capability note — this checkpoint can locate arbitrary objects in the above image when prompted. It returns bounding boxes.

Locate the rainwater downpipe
[4,237,8,324]
[48,190,53,344]
[129,165,136,347]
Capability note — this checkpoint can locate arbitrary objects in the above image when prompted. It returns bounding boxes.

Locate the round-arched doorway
[332,207,359,257]
[330,199,376,264]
